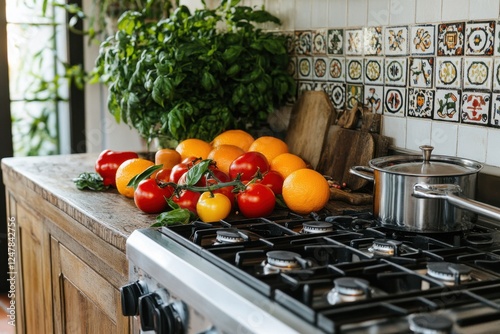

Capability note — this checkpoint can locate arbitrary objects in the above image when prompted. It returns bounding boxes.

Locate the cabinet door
[51,238,129,334]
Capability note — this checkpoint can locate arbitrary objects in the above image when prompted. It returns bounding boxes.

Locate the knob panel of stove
[120,280,148,316]
[138,291,186,334]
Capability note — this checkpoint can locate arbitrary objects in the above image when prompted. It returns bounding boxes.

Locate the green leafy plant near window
[91,0,296,148]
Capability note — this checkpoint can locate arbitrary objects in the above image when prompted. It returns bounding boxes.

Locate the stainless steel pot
[350,145,500,232]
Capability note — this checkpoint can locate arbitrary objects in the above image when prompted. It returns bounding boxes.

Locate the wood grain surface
[285,91,335,169]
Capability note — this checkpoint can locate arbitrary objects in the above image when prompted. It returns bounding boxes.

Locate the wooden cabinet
[2,154,149,334]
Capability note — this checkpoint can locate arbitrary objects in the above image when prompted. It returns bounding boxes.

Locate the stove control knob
[120,280,148,316]
[139,293,187,334]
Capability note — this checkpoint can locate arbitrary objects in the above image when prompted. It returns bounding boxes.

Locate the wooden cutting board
[285,91,335,169]
[317,126,375,191]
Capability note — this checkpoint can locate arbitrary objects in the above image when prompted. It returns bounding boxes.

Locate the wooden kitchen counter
[1,153,371,334]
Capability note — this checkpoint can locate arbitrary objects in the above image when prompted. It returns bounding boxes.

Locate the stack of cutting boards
[285,91,390,205]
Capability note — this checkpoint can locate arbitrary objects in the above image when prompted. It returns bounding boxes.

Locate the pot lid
[369,145,483,176]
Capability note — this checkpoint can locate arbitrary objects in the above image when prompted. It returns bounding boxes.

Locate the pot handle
[349,166,374,182]
[413,183,500,222]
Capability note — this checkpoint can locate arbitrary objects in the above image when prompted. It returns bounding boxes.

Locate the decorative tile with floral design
[461,91,490,125]
[346,84,363,109]
[409,57,434,88]
[364,58,384,85]
[465,21,495,56]
[408,88,434,118]
[283,31,296,55]
[297,57,312,79]
[490,93,500,127]
[295,31,312,55]
[364,85,384,114]
[384,58,407,86]
[383,87,406,117]
[313,81,329,93]
[345,29,364,55]
[312,29,327,55]
[433,89,461,122]
[364,27,383,56]
[384,26,408,56]
[464,57,493,90]
[410,25,436,55]
[493,58,500,91]
[327,29,343,55]
[346,58,364,83]
[435,57,462,89]
[328,83,346,110]
[437,22,465,56]
[313,57,328,81]
[328,57,345,82]
[298,81,314,97]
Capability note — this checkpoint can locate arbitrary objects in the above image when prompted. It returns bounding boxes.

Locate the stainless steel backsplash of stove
[121,210,500,334]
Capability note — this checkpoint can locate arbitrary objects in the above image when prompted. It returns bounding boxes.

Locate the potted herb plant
[91,0,296,148]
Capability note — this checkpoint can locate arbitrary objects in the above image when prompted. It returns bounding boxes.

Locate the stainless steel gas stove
[121,210,500,334]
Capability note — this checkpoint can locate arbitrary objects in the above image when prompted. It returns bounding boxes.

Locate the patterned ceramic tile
[409,57,434,88]
[346,57,364,83]
[346,84,363,109]
[297,57,312,79]
[408,88,434,118]
[327,29,344,55]
[295,31,312,55]
[345,29,364,55]
[313,57,328,81]
[328,82,346,110]
[364,58,384,85]
[328,57,346,82]
[384,26,408,56]
[493,58,500,91]
[298,81,314,97]
[312,29,327,55]
[435,57,462,89]
[433,89,461,122]
[288,57,297,79]
[364,27,383,56]
[284,31,296,55]
[364,85,384,114]
[383,87,406,117]
[314,81,329,93]
[464,57,493,90]
[465,21,495,56]
[495,24,500,56]
[437,22,465,56]
[461,91,490,125]
[490,93,500,127]
[410,25,436,55]
[384,58,407,86]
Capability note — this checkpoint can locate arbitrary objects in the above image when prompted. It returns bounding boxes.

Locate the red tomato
[196,192,232,222]
[205,169,231,185]
[170,163,190,183]
[229,152,270,182]
[134,178,174,214]
[172,190,201,214]
[204,169,235,208]
[257,170,284,195]
[237,183,275,218]
[155,168,172,185]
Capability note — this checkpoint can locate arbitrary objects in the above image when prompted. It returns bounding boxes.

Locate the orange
[207,144,245,175]
[155,148,181,169]
[282,169,330,215]
[115,158,155,198]
[175,138,212,161]
[248,136,288,164]
[270,153,307,179]
[211,129,255,152]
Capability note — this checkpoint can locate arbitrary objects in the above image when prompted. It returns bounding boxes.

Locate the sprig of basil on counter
[91,0,296,147]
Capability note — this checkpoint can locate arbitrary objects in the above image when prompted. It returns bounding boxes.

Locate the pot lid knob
[420,145,434,164]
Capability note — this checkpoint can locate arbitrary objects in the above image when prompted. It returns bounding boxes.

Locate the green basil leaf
[185,159,211,186]
[154,208,193,227]
[127,164,164,189]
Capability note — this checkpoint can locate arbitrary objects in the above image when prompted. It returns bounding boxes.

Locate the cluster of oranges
[115,129,331,215]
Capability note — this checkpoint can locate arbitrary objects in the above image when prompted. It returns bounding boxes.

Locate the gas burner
[368,239,403,257]
[326,277,371,305]
[301,221,334,234]
[262,250,301,275]
[408,313,453,334]
[214,229,247,245]
[426,262,472,285]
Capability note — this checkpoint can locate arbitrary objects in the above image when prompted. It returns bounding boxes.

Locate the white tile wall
[312,0,329,28]
[389,0,415,25]
[486,128,500,166]
[431,122,458,156]
[328,0,348,27]
[469,0,499,20]
[406,118,432,151]
[442,0,469,22]
[295,1,312,30]
[457,125,488,162]
[381,116,407,148]
[266,0,295,31]
[416,0,442,23]
[368,0,390,26]
[348,0,368,27]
